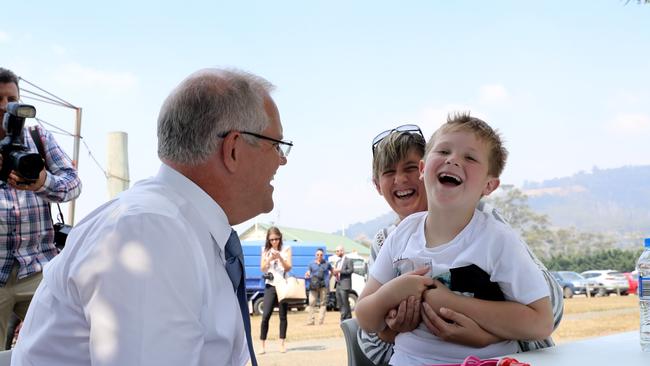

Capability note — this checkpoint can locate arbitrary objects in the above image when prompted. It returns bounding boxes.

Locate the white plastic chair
[0,349,11,366]
[340,318,376,366]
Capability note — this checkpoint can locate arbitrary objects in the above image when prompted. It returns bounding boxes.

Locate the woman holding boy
[357,116,562,365]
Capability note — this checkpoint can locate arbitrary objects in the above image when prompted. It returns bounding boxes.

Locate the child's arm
[356,267,434,333]
[422,280,554,341]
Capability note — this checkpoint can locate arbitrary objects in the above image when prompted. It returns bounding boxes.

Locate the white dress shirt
[12,164,248,366]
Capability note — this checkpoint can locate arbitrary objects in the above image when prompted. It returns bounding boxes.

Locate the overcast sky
[2,1,649,233]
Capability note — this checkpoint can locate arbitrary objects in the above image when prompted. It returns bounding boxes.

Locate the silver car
[551,271,599,298]
[580,270,630,296]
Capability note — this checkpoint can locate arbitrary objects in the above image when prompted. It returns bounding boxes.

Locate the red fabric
[429,355,530,366]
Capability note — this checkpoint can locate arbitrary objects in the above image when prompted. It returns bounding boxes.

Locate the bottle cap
[645,238,650,248]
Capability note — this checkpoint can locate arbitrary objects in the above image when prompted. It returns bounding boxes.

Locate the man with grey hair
[12,68,291,366]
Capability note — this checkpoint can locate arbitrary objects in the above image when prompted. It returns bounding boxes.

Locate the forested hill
[522,165,650,233]
[340,165,650,243]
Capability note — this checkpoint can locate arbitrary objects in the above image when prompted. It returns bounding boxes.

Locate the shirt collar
[157,163,231,250]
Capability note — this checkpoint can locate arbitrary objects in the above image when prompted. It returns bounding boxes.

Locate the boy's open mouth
[394,189,416,199]
[438,173,463,186]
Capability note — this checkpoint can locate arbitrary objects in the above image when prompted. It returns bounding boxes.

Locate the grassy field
[250,294,640,365]
[551,295,639,343]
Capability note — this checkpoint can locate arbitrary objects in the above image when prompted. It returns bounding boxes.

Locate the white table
[504,331,649,365]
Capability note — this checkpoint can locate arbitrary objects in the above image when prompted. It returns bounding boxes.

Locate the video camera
[0,102,44,183]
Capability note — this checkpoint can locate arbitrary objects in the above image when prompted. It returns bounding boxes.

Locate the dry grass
[552,295,639,343]
[251,309,345,341]
[560,294,638,314]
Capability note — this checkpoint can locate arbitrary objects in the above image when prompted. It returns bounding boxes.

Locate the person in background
[11,68,291,366]
[332,245,353,322]
[327,246,343,292]
[304,248,331,325]
[259,226,292,354]
[357,122,563,365]
[0,67,81,350]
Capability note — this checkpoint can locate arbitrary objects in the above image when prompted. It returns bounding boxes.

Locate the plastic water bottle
[638,238,650,352]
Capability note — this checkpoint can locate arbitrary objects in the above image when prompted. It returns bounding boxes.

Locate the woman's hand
[420,303,501,348]
[267,249,280,260]
[385,295,421,333]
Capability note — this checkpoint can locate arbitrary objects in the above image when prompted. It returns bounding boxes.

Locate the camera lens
[10,151,44,180]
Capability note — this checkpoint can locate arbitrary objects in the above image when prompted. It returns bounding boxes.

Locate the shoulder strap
[29,126,46,164]
[28,127,66,225]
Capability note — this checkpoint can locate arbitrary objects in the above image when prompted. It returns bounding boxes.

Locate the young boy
[356,114,554,365]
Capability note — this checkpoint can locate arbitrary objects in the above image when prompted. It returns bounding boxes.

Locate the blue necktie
[224,229,258,366]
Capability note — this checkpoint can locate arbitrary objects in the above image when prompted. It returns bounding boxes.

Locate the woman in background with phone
[259,226,292,354]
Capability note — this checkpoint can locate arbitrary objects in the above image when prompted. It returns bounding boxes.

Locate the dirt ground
[249,295,640,366]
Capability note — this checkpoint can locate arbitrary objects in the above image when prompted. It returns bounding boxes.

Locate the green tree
[486,187,618,259]
[486,187,553,257]
[488,187,549,231]
[545,248,642,272]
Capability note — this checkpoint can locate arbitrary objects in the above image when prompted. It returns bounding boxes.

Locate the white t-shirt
[12,164,249,366]
[371,210,550,365]
[263,245,291,286]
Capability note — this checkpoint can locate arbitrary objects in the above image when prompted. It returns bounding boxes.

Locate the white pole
[67,107,82,225]
[106,131,129,199]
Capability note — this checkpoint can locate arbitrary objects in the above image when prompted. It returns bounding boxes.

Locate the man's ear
[482,177,500,196]
[221,132,241,173]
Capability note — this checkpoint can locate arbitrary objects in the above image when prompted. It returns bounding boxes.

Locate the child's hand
[422,278,455,312]
[385,296,421,333]
[420,303,500,348]
[381,267,434,306]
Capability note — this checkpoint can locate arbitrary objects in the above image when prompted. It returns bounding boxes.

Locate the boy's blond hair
[372,131,426,183]
[425,112,508,178]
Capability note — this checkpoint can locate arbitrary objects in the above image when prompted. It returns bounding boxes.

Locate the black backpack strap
[28,126,65,225]
[29,126,46,163]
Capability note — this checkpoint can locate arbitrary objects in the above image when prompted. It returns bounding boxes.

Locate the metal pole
[67,107,82,225]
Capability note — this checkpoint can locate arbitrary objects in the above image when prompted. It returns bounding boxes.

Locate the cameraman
[0,67,81,350]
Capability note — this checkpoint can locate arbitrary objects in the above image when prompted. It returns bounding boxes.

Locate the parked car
[580,270,630,296]
[551,271,598,298]
[623,271,639,295]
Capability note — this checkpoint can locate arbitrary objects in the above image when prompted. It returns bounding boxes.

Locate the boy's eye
[381,170,396,176]
[466,155,476,162]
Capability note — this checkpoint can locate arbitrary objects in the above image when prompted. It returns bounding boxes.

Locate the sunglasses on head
[371,124,424,156]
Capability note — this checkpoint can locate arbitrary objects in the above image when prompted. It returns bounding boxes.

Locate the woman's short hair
[372,131,425,183]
